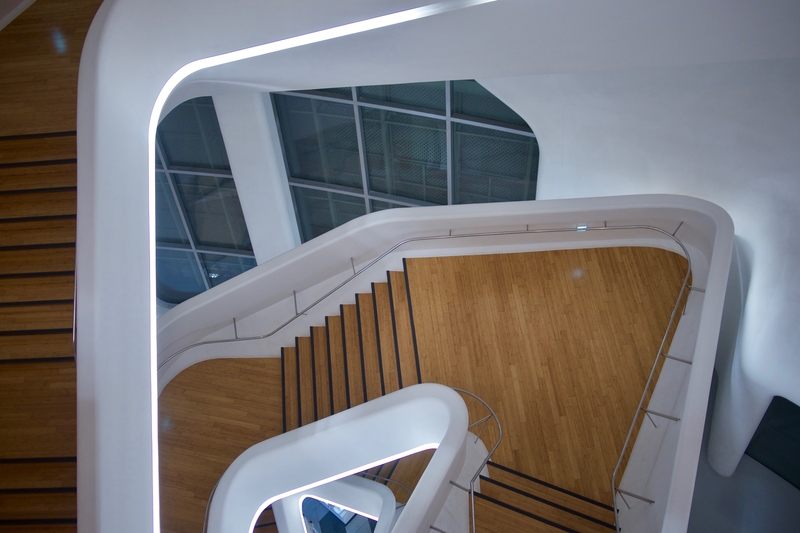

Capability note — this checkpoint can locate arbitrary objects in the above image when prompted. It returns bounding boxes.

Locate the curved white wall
[76,1,798,532]
[479,59,800,475]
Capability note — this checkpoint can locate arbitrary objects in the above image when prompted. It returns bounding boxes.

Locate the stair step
[384,449,435,504]
[0,490,76,521]
[255,506,277,532]
[296,336,315,426]
[341,304,366,408]
[486,462,615,527]
[310,326,333,420]
[281,347,300,432]
[356,293,384,400]
[387,271,420,388]
[372,282,400,394]
[475,493,570,533]
[325,316,348,414]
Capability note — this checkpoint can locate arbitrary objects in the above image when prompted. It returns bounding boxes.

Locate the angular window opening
[273,81,539,243]
[155,96,255,306]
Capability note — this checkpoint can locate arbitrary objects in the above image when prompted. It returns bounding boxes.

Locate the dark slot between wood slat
[0,132,76,142]
[0,159,77,170]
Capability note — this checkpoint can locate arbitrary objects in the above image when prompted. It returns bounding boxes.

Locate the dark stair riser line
[0,159,77,170]
[0,131,76,142]
[480,476,615,530]
[0,487,76,495]
[475,492,581,533]
[488,461,614,511]
[402,259,423,384]
[370,284,387,396]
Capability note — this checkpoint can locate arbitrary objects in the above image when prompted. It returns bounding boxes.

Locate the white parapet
[207,383,468,533]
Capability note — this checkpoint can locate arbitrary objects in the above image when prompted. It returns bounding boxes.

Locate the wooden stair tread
[0,491,77,520]
[0,217,75,248]
[296,337,315,426]
[282,347,300,432]
[0,189,77,220]
[0,274,74,303]
[326,316,348,414]
[0,302,73,333]
[0,247,75,276]
[356,293,383,400]
[311,326,333,420]
[0,460,76,490]
[0,332,73,362]
[486,463,615,525]
[341,304,365,408]
[0,134,76,166]
[480,476,614,532]
[0,163,77,192]
[475,493,566,533]
[387,271,419,388]
[372,282,400,394]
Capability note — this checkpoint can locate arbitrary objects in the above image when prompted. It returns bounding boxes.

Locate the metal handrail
[610,225,693,532]
[159,222,688,370]
[359,472,413,497]
[449,388,503,533]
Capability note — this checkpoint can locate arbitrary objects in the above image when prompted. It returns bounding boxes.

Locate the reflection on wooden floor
[158,358,283,533]
[406,247,686,504]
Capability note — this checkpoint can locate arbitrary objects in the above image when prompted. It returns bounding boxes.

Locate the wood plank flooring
[405,247,687,504]
[158,358,284,533]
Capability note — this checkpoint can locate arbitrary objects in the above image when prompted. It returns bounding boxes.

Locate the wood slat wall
[0,1,103,530]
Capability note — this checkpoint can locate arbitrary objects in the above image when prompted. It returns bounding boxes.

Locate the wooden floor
[406,247,686,504]
[158,358,284,533]
[0,1,103,531]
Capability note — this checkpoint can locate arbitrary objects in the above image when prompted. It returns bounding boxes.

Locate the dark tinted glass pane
[172,174,252,251]
[199,253,257,288]
[371,200,407,212]
[296,87,353,99]
[291,187,366,242]
[452,80,531,131]
[746,396,800,490]
[358,82,445,113]
[156,249,205,304]
[274,94,362,190]
[453,123,539,204]
[361,108,447,205]
[158,96,231,170]
[155,172,189,245]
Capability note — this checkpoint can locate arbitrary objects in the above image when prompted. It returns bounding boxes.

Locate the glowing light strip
[147,3,497,531]
[246,443,439,533]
